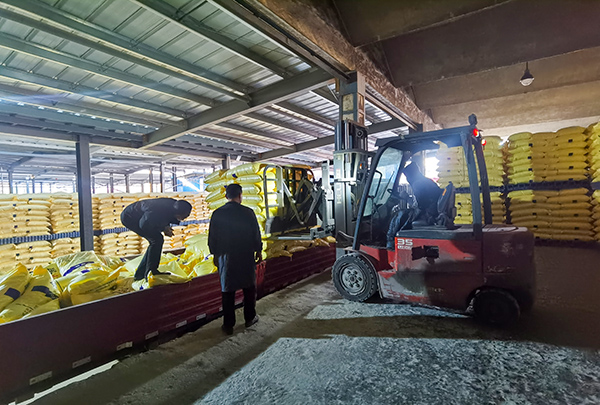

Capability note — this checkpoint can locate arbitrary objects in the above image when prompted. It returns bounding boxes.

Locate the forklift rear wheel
[332,253,378,302]
[473,289,520,326]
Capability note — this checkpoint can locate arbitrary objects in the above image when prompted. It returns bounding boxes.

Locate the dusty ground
[33,246,600,405]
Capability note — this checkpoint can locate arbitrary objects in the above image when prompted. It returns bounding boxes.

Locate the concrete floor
[33,246,600,405]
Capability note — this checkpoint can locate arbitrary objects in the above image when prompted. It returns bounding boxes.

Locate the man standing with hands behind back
[209,183,262,335]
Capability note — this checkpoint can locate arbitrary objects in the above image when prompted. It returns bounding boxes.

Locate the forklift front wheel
[332,253,378,302]
[473,289,520,326]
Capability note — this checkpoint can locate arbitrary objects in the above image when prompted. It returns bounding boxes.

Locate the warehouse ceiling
[0,0,411,182]
[329,0,600,136]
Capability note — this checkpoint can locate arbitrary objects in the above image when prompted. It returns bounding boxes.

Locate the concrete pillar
[125,174,131,193]
[109,173,115,193]
[76,136,94,251]
[31,177,35,194]
[149,167,154,193]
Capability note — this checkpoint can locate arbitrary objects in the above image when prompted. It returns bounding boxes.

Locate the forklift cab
[332,115,536,326]
[354,115,489,250]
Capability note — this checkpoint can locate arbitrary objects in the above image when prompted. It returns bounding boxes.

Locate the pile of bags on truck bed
[0,232,221,324]
[264,236,336,259]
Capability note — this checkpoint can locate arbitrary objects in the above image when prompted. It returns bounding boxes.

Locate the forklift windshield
[363,147,405,217]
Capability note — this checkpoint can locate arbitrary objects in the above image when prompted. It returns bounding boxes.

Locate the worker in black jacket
[121,198,192,280]
[386,162,443,249]
[209,184,262,335]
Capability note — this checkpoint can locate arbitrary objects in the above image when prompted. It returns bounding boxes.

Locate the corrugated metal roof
[0,0,411,186]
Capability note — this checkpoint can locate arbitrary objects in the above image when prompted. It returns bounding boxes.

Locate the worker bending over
[121,198,192,280]
[387,162,443,249]
[209,184,262,335]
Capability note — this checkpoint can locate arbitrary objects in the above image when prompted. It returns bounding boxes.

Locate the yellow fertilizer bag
[205,178,230,193]
[67,269,118,295]
[508,132,533,142]
[184,233,209,259]
[71,290,116,306]
[237,174,263,185]
[205,169,227,184]
[208,198,228,211]
[22,299,60,319]
[206,188,225,203]
[52,251,109,276]
[148,272,189,287]
[0,264,30,311]
[193,259,218,277]
[556,126,585,137]
[229,163,263,178]
[157,258,188,279]
[0,266,59,323]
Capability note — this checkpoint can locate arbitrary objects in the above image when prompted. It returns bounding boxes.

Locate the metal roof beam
[0,102,151,134]
[245,112,323,139]
[0,123,139,148]
[259,135,334,160]
[179,134,262,153]
[143,69,332,147]
[0,4,244,101]
[368,119,409,135]
[193,128,277,149]
[274,102,335,127]
[151,145,251,161]
[210,0,348,79]
[217,122,295,145]
[0,114,144,142]
[0,66,185,118]
[0,85,174,128]
[8,156,34,169]
[0,32,215,107]
[169,138,257,157]
[133,0,289,77]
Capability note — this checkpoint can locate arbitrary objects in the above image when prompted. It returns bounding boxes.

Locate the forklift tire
[473,289,520,326]
[332,253,378,302]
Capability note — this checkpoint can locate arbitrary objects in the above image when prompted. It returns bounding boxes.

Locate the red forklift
[331,115,535,325]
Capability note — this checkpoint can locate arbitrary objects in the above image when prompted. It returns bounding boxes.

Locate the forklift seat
[436,182,456,229]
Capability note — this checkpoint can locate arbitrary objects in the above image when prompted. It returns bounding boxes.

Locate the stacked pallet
[454,192,505,225]
[508,188,593,241]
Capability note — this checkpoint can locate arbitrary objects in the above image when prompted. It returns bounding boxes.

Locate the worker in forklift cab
[386,162,443,250]
[121,198,193,280]
[209,183,262,335]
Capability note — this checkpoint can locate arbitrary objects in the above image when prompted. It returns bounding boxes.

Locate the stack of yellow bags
[454,192,505,225]
[93,194,141,255]
[14,241,52,269]
[49,194,79,234]
[95,231,141,257]
[586,122,600,184]
[205,163,277,237]
[50,237,80,258]
[508,188,593,241]
[437,137,505,189]
[591,191,600,241]
[9,195,52,238]
[507,128,588,185]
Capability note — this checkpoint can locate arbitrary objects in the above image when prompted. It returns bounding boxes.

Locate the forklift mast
[333,120,371,240]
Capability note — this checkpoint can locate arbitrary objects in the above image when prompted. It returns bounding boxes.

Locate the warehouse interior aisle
[32,246,600,405]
